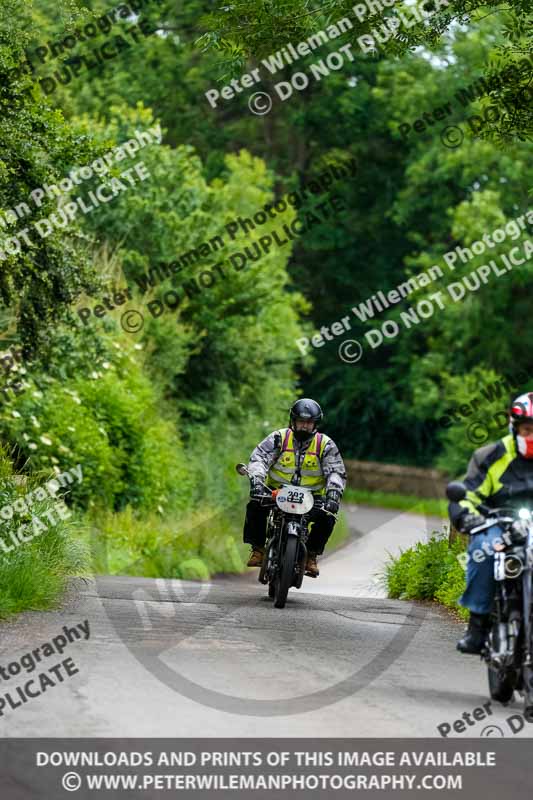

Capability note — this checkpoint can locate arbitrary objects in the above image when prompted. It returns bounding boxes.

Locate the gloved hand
[249,476,264,499]
[459,512,486,534]
[324,490,341,515]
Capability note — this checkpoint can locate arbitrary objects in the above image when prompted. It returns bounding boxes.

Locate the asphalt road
[2,504,533,738]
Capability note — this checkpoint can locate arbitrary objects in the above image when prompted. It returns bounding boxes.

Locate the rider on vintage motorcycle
[449,392,533,654]
[243,398,346,577]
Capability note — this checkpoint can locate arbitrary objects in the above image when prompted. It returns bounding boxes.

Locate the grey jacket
[247,428,347,494]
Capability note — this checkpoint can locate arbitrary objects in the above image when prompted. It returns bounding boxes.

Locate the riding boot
[305,552,319,578]
[457,612,490,654]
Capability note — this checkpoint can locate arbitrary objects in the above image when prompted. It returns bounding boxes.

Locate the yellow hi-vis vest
[266,428,329,493]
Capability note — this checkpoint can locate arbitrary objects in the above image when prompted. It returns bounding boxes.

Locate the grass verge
[343,488,447,518]
[88,500,351,581]
[0,464,89,619]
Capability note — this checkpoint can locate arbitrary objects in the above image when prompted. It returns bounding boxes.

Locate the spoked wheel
[274,536,298,609]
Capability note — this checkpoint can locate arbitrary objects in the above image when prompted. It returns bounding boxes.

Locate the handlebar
[237,463,338,518]
[250,492,337,518]
[468,514,517,535]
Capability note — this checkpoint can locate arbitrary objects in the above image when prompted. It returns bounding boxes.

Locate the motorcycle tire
[293,544,306,589]
[274,535,298,609]
[488,667,515,703]
[268,581,275,599]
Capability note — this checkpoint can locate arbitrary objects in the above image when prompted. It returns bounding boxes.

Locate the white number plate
[276,487,314,514]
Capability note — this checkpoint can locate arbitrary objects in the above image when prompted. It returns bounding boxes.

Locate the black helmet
[289,398,323,442]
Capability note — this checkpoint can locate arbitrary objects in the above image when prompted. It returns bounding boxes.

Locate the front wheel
[488,667,515,703]
[274,535,298,609]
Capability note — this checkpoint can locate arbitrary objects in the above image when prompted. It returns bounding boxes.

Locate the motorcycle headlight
[511,519,529,544]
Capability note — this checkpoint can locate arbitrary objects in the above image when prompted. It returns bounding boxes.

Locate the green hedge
[384,534,469,620]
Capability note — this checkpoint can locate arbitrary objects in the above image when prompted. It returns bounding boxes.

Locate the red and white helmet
[510,392,533,459]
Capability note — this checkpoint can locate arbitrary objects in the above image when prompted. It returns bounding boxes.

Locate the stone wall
[345,459,450,500]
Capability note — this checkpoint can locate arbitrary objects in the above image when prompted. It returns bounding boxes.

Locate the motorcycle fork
[490,590,508,664]
[261,514,281,584]
[294,531,308,588]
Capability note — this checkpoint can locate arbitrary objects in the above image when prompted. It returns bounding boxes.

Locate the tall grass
[87,502,350,580]
[0,452,89,618]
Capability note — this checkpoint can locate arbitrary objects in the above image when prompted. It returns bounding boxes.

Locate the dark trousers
[243,498,336,555]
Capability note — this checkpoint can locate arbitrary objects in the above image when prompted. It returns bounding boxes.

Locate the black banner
[0,739,530,798]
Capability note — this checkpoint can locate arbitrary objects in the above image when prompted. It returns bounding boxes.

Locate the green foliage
[198,1,532,142]
[0,446,89,617]
[1,0,531,620]
[0,1,105,352]
[88,504,248,579]
[384,534,469,620]
[0,332,193,514]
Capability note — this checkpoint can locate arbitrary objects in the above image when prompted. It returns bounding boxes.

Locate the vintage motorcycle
[236,463,336,609]
[447,481,533,720]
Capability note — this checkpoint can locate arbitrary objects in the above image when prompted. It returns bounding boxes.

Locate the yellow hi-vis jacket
[266,428,329,494]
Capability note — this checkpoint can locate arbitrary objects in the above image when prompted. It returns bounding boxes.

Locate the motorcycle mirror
[446,481,467,502]
[235,463,248,476]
